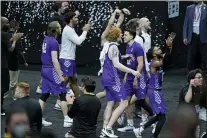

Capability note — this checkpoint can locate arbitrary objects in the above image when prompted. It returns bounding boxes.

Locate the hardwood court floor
[1,68,188,138]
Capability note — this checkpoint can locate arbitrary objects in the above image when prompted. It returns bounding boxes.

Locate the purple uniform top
[148,60,163,89]
[125,41,146,81]
[102,43,122,87]
[41,36,59,68]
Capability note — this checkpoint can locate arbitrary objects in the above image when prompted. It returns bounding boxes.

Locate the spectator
[4,108,30,138]
[65,76,101,138]
[9,82,42,132]
[1,16,22,115]
[179,69,203,105]
[179,69,206,137]
[168,103,198,138]
[7,20,28,99]
[183,1,207,79]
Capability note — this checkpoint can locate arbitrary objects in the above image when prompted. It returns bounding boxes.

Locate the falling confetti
[2,1,167,67]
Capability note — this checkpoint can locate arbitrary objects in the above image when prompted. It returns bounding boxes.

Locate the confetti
[2,1,167,67]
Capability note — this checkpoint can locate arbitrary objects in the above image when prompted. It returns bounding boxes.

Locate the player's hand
[98,69,103,76]
[133,78,138,89]
[24,63,28,67]
[83,23,91,32]
[183,39,188,45]
[12,32,23,41]
[166,37,173,48]
[122,8,131,15]
[60,76,65,83]
[115,8,121,14]
[132,71,141,78]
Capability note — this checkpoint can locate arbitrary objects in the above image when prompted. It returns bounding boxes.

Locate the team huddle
[40,7,175,138]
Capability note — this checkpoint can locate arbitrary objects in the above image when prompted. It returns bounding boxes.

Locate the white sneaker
[65,131,73,138]
[99,131,107,138]
[54,102,61,111]
[42,118,52,126]
[133,127,143,138]
[117,112,125,126]
[200,132,206,138]
[4,91,11,98]
[140,118,148,126]
[102,127,118,138]
[117,124,134,132]
[63,118,73,128]
[151,123,156,134]
[36,86,42,94]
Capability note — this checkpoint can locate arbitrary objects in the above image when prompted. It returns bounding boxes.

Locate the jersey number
[42,42,47,53]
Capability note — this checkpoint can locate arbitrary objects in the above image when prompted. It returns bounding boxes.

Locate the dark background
[1,1,194,75]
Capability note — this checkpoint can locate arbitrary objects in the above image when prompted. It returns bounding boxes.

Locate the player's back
[41,36,59,68]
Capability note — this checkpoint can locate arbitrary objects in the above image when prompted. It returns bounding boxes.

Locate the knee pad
[40,93,50,102]
[59,93,66,101]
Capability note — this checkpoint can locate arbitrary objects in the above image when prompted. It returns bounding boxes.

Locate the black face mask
[11,124,30,138]
[2,24,10,32]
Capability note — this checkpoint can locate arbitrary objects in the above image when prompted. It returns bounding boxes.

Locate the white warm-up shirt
[99,41,110,67]
[60,25,87,60]
[134,34,150,72]
[98,41,110,74]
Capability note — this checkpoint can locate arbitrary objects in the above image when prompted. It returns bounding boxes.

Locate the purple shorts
[125,74,147,100]
[104,85,127,102]
[147,88,167,114]
[59,59,76,77]
[41,67,67,96]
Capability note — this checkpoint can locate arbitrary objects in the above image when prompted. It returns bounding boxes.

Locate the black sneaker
[1,109,6,116]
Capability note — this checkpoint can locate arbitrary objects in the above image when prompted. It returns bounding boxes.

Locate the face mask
[2,24,10,32]
[11,124,30,138]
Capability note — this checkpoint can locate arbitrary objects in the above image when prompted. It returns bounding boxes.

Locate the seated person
[5,108,30,138]
[65,76,101,138]
[178,69,206,137]
[9,82,42,132]
[179,69,203,105]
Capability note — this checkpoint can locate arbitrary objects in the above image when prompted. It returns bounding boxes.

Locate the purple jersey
[148,60,163,89]
[102,43,122,86]
[41,36,59,68]
[126,41,146,81]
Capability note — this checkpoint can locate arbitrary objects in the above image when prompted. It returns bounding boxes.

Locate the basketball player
[36,1,70,95]
[125,18,150,119]
[133,37,173,138]
[117,29,153,133]
[100,26,140,138]
[39,21,72,128]
[126,17,154,127]
[59,12,90,98]
[97,8,130,99]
